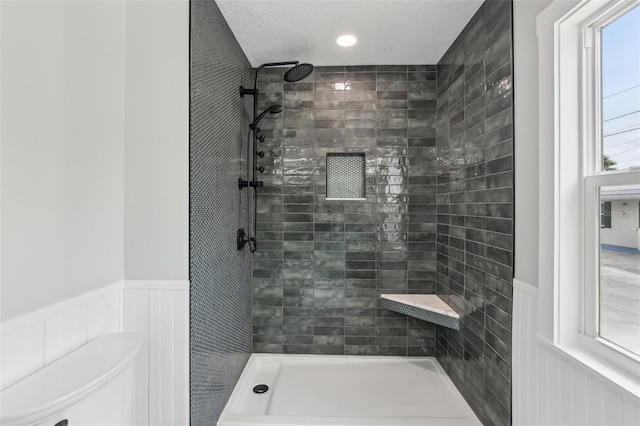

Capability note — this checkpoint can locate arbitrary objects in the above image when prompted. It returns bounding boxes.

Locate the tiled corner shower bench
[381,294,460,330]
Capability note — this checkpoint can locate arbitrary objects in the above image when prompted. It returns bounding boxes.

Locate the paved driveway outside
[600,249,640,355]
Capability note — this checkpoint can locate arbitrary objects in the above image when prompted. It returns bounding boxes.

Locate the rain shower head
[249,104,283,130]
[284,63,314,82]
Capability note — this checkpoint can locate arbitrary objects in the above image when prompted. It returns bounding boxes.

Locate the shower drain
[253,384,269,394]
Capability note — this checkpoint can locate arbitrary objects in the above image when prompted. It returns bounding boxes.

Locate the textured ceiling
[216,0,485,67]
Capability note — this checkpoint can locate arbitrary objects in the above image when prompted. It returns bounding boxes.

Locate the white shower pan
[218,354,481,426]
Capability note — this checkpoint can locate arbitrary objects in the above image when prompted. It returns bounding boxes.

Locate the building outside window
[600,201,612,228]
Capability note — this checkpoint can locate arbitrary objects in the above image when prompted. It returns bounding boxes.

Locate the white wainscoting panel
[513,279,640,425]
[44,304,89,364]
[0,283,122,390]
[124,284,189,426]
[1,280,189,426]
[88,289,122,340]
[513,279,538,425]
[124,287,150,426]
[0,322,45,389]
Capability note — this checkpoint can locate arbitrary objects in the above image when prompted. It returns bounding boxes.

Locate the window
[583,3,640,361]
[597,187,640,355]
[601,7,640,172]
[549,0,640,379]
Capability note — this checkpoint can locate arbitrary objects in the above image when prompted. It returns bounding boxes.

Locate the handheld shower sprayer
[249,104,283,130]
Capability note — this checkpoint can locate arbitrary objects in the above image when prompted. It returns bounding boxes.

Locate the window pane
[601,201,612,228]
[599,185,640,355]
[601,5,640,171]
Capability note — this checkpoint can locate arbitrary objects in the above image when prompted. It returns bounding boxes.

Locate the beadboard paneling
[124,287,150,426]
[124,286,189,426]
[513,280,640,426]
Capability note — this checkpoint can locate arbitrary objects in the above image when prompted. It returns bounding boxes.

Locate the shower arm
[240,61,300,98]
[253,61,299,91]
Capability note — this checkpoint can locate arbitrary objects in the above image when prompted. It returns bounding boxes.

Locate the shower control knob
[255,166,265,174]
[257,134,265,143]
[256,151,265,158]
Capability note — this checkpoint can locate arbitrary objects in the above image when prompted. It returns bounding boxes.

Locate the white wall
[124,0,189,281]
[512,1,640,423]
[513,0,552,286]
[1,0,127,321]
[0,0,189,321]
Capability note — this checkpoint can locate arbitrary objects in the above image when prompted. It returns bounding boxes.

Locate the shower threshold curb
[381,294,460,330]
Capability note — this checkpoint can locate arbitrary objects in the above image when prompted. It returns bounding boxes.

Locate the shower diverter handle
[238,178,264,189]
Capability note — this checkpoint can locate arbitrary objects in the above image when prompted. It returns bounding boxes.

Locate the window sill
[537,335,640,399]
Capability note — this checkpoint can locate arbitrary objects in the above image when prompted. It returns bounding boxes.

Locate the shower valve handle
[255,166,265,174]
[256,151,265,158]
[257,134,265,143]
[238,178,263,189]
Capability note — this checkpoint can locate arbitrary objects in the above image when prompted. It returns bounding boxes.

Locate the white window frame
[550,0,640,381]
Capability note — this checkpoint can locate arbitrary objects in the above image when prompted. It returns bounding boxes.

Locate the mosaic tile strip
[190,2,253,425]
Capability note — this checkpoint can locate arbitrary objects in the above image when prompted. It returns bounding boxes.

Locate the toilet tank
[1,332,141,426]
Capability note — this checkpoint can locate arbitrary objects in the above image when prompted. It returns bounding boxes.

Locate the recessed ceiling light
[336,34,357,47]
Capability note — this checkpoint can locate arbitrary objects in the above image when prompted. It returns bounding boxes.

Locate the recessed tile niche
[326,153,366,200]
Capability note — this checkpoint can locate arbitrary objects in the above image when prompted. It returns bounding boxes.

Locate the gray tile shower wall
[190,2,253,424]
[252,65,439,356]
[435,1,514,425]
